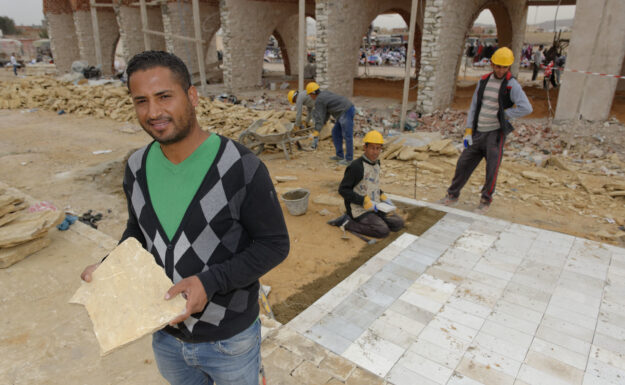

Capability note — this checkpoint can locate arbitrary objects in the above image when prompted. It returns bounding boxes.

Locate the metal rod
[90,3,116,7]
[142,29,205,43]
[192,0,207,96]
[298,0,305,92]
[400,0,419,132]
[139,0,151,50]
[89,0,103,69]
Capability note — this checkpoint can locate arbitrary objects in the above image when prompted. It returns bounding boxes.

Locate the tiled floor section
[262,198,625,385]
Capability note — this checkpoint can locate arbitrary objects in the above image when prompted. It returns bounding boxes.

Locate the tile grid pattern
[285,202,625,385]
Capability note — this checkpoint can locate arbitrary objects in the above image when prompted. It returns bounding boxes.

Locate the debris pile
[382,137,458,161]
[0,188,64,268]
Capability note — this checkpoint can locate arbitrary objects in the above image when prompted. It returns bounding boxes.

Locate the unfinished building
[44,0,625,121]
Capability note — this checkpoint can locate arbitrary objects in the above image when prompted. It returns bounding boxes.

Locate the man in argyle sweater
[80,51,289,385]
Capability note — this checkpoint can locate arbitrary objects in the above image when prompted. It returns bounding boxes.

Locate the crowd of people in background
[358,45,407,66]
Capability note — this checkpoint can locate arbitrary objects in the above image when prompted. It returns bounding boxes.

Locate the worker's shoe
[338,159,351,166]
[437,194,459,207]
[329,155,343,161]
[474,199,491,214]
[327,214,349,227]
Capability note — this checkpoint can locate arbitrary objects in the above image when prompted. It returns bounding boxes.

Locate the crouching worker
[337,130,404,238]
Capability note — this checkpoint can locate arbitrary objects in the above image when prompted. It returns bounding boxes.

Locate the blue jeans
[152,318,261,385]
[332,106,355,161]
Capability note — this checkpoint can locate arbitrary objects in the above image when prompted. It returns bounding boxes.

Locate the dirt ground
[2,67,625,325]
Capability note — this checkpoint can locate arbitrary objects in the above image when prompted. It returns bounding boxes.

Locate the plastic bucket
[281,188,310,216]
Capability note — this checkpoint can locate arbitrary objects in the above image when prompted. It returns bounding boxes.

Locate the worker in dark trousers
[307,82,355,166]
[336,130,404,238]
[439,47,532,213]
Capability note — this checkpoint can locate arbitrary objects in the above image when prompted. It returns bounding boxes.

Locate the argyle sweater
[120,135,289,342]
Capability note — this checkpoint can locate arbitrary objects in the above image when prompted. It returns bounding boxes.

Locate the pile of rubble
[0,77,303,140]
[0,187,64,268]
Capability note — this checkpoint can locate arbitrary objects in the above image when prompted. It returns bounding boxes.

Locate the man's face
[492,64,510,79]
[129,66,198,145]
[364,143,383,162]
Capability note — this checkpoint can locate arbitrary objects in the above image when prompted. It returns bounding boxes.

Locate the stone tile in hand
[342,330,405,377]
[530,337,588,371]
[524,350,585,384]
[306,323,353,356]
[386,364,441,385]
[287,304,328,334]
[272,326,333,366]
[540,314,595,343]
[318,350,356,382]
[388,299,436,326]
[438,304,486,330]
[392,350,453,384]
[534,324,591,356]
[344,367,385,385]
[290,360,334,385]
[455,354,516,385]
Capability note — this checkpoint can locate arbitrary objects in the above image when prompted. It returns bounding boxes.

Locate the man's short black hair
[126,50,191,91]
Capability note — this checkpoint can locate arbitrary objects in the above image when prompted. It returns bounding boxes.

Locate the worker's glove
[311,130,320,150]
[380,193,394,206]
[363,196,377,212]
[463,128,473,148]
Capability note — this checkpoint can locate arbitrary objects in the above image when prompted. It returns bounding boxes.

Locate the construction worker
[336,130,404,238]
[439,47,532,213]
[80,51,289,385]
[287,89,316,148]
[307,82,355,166]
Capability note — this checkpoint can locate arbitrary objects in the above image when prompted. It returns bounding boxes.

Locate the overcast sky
[1,0,575,28]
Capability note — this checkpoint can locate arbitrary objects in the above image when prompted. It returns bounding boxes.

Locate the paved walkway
[261,197,625,385]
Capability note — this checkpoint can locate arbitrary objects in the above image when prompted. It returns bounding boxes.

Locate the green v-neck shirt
[146,134,221,241]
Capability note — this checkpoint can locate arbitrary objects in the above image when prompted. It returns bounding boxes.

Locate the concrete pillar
[555,0,625,121]
[163,1,220,84]
[73,9,119,75]
[417,0,526,113]
[220,0,298,91]
[44,0,80,74]
[315,0,417,97]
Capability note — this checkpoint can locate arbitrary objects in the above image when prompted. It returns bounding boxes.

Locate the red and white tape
[563,68,625,79]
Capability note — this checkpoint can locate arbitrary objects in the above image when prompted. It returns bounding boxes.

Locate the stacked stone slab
[555,0,625,121]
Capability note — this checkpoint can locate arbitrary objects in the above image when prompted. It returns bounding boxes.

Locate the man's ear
[187,85,199,107]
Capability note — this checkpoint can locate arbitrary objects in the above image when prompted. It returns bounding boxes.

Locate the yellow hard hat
[490,47,514,67]
[363,130,384,145]
[306,82,320,95]
[287,90,297,104]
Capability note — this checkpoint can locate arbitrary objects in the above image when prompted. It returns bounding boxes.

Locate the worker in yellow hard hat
[307,81,355,165]
[331,130,404,238]
[439,46,532,213]
[287,89,316,148]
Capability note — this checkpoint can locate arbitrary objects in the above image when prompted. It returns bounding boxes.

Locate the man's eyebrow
[132,89,174,100]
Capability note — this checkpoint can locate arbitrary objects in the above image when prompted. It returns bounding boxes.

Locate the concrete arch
[271,30,290,76]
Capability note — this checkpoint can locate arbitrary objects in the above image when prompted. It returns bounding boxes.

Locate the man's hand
[166,275,208,326]
[80,263,100,282]
[363,196,377,212]
[463,128,473,148]
[380,193,394,206]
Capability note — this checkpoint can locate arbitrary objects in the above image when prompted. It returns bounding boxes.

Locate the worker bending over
[439,47,532,213]
[287,89,316,149]
[307,82,355,166]
[338,131,404,238]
